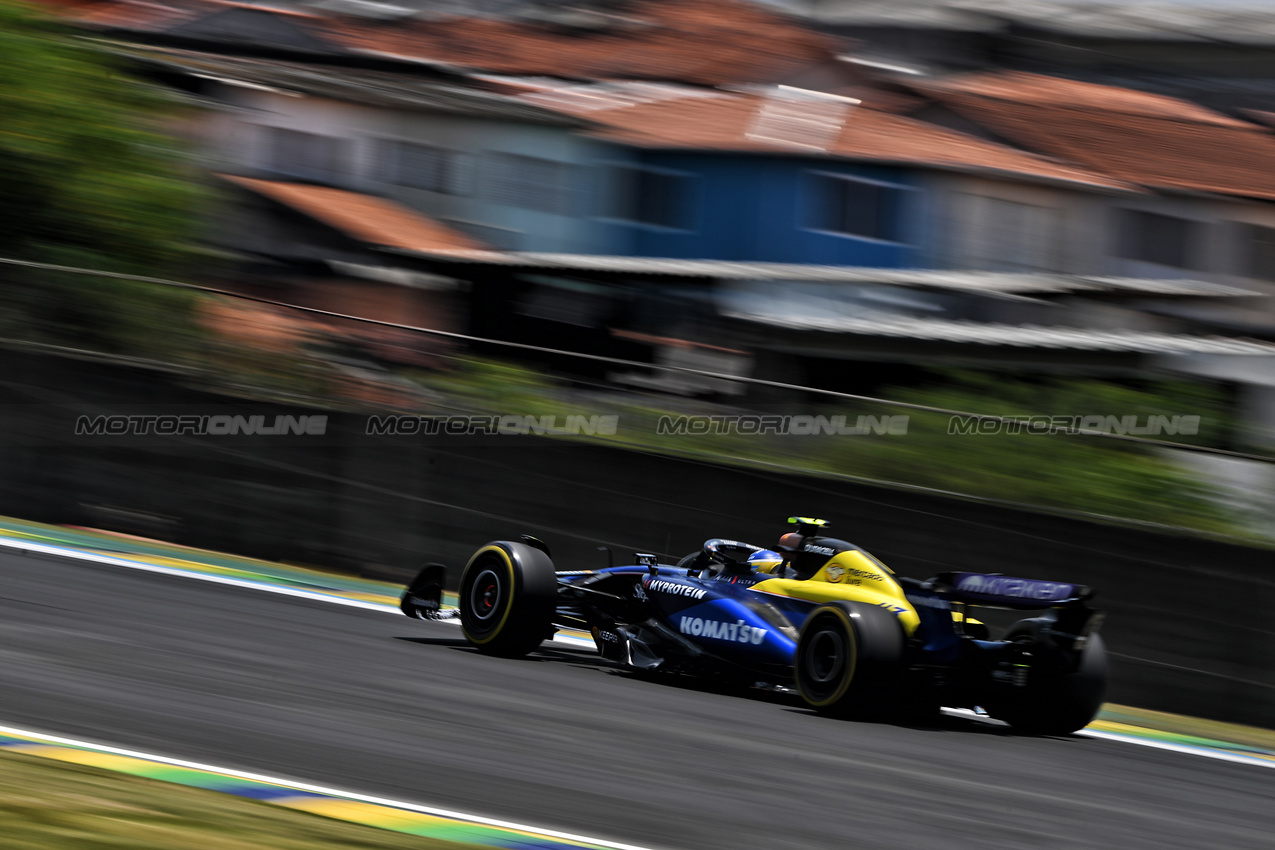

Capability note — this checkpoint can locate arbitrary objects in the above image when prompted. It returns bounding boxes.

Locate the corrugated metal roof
[112,44,588,125]
[385,248,1258,298]
[724,310,1275,355]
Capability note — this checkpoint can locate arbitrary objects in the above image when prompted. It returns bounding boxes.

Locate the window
[379,141,473,195]
[1118,210,1197,269]
[608,165,693,229]
[486,153,579,215]
[808,173,902,241]
[265,127,346,183]
[963,195,1060,272]
[1244,223,1275,281]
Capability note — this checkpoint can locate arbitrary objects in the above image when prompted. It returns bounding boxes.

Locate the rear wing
[926,571,1102,651]
[928,571,1092,609]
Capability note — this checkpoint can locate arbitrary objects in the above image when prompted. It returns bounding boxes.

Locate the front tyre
[458,541,557,658]
[795,602,904,718]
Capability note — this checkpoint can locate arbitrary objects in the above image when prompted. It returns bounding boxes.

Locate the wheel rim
[806,627,846,686]
[470,567,503,623]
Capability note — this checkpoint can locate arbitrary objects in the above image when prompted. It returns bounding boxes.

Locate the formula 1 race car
[400,518,1108,734]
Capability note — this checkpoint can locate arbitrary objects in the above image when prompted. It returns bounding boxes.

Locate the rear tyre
[991,628,1108,736]
[794,602,905,718]
[458,541,557,658]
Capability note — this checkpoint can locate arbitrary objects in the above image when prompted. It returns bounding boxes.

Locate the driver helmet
[747,549,785,574]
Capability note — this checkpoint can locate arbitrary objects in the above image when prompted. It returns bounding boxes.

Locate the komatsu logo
[679,617,768,644]
[648,580,706,600]
[957,574,1070,601]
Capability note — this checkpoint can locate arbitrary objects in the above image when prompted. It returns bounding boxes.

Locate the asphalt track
[1,549,1271,850]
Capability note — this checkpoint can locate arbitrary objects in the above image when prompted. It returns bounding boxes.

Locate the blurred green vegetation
[415,359,1242,535]
[824,372,1237,532]
[0,0,205,361]
[0,2,1247,538]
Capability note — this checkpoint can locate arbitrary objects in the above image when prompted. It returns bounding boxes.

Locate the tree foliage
[823,371,1237,532]
[413,359,1242,534]
[0,0,203,357]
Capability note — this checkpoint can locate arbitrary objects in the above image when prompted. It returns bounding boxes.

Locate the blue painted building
[594,151,923,266]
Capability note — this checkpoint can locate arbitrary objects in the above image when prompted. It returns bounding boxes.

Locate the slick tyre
[458,541,557,658]
[991,626,1108,736]
[795,602,904,718]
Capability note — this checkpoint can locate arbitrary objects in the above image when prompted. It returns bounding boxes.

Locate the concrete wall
[1,349,1271,727]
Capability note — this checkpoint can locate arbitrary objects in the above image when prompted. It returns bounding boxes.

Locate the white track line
[941,708,1274,770]
[0,536,392,612]
[0,536,596,649]
[1077,729,1274,770]
[5,536,1271,768]
[0,723,662,850]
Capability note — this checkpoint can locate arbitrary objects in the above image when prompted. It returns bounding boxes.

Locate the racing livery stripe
[0,725,659,850]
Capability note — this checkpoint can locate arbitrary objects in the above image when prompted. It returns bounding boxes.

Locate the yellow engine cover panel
[751,550,920,635]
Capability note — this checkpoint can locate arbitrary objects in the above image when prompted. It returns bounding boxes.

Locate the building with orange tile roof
[887,71,1275,295]
[904,72,1275,202]
[38,0,852,88]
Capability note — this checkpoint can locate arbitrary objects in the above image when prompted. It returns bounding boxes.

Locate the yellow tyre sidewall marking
[800,607,859,708]
[462,545,517,646]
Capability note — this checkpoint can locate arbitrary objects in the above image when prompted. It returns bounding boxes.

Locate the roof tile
[913,72,1275,201]
[921,71,1248,126]
[222,175,489,253]
[528,85,1133,190]
[47,0,840,87]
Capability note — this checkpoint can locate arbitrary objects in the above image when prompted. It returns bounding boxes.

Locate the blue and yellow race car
[401,518,1107,734]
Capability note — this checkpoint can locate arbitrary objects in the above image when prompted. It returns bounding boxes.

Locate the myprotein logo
[647,580,706,600]
[679,616,768,645]
[956,574,1072,602]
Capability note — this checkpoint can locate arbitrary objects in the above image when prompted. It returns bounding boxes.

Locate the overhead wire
[0,377,684,560]
[1,253,1272,463]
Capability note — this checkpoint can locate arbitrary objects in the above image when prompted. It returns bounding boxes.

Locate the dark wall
[1,349,1271,727]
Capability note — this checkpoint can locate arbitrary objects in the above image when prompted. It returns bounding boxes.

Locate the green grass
[0,749,472,850]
